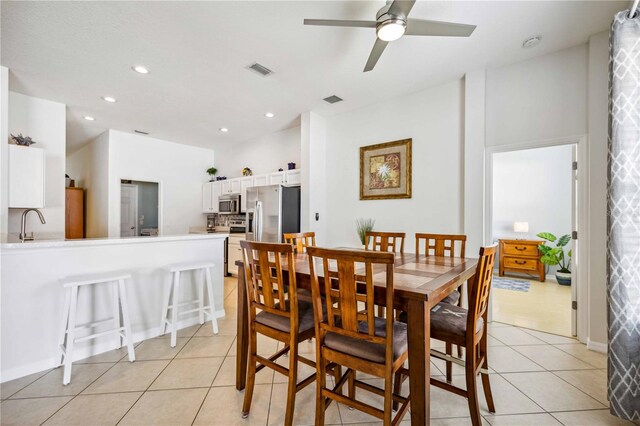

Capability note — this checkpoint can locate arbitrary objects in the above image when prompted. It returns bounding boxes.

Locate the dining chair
[307,247,411,426]
[365,231,406,254]
[415,233,467,306]
[394,244,497,426]
[283,231,316,254]
[239,240,319,426]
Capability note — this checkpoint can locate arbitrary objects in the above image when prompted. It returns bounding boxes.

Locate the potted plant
[206,167,218,182]
[356,218,375,247]
[536,232,572,285]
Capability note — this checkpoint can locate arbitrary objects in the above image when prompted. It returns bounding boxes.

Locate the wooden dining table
[235,251,478,425]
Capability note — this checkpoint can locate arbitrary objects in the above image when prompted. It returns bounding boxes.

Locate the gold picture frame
[359,138,412,200]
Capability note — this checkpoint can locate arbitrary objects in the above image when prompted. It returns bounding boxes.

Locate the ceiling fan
[304,0,476,72]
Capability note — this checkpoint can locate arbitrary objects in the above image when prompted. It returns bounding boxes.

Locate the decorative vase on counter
[287,162,296,170]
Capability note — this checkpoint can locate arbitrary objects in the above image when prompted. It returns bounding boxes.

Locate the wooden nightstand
[498,239,545,282]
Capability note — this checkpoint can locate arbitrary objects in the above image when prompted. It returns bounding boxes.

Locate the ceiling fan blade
[405,19,476,37]
[303,19,377,28]
[387,0,416,18]
[363,38,389,72]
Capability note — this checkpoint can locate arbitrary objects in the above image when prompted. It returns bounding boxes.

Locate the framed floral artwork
[359,138,412,200]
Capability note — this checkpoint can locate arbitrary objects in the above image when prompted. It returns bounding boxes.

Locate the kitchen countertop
[1,233,229,249]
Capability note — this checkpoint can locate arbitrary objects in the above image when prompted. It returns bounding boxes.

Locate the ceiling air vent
[323,95,343,104]
[134,130,149,135]
[247,62,274,77]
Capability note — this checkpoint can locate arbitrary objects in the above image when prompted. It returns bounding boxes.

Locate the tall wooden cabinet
[65,187,84,239]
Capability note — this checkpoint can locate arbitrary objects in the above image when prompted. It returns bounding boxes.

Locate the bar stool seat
[160,262,218,347]
[58,272,135,385]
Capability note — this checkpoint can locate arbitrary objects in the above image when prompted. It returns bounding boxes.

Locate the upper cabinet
[8,145,45,208]
[285,169,301,185]
[269,171,286,185]
[202,181,220,213]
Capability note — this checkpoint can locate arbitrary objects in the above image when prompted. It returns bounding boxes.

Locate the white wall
[323,80,464,252]
[0,67,9,239]
[486,44,588,147]
[301,112,327,243]
[492,145,574,274]
[66,131,110,237]
[7,92,66,239]
[107,130,215,237]
[215,126,300,178]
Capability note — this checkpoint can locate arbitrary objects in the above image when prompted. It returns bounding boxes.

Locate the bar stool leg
[63,285,79,385]
[198,270,205,325]
[159,273,172,336]
[170,271,181,347]
[112,281,122,349]
[204,267,219,335]
[118,279,136,362]
[57,289,71,366]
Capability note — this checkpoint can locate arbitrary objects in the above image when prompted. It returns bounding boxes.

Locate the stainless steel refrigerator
[245,184,300,243]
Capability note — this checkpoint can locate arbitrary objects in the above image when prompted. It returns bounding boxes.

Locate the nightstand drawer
[504,257,538,271]
[502,243,539,257]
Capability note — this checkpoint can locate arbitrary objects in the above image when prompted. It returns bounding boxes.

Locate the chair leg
[57,289,71,366]
[315,352,327,426]
[118,279,136,362]
[204,267,219,334]
[111,281,122,349]
[63,286,79,385]
[383,370,393,425]
[159,273,172,336]
[465,347,482,426]
[284,339,298,426]
[445,342,453,383]
[348,369,356,404]
[480,335,495,413]
[333,364,343,395]
[170,271,181,348]
[198,270,205,325]
[242,326,258,418]
[392,370,402,411]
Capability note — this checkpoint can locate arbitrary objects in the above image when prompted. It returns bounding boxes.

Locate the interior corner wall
[66,131,110,238]
[214,126,301,179]
[106,130,215,237]
[7,92,66,239]
[300,112,326,243]
[0,67,9,239]
[322,80,465,252]
[586,30,609,348]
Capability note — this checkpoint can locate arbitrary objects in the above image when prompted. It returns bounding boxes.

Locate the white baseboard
[0,309,226,383]
[587,338,608,354]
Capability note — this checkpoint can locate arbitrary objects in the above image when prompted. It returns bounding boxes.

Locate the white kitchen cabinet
[252,174,268,187]
[230,179,241,194]
[285,169,301,185]
[8,145,45,208]
[269,171,286,185]
[220,180,231,194]
[239,177,253,211]
[227,235,244,275]
[202,182,221,213]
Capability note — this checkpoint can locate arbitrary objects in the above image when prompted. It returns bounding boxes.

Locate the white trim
[587,338,608,354]
[0,309,226,383]
[485,135,589,344]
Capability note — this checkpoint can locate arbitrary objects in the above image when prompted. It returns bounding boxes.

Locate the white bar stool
[160,262,219,347]
[58,272,136,385]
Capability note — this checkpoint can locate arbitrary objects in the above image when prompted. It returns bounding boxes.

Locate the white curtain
[607,7,640,421]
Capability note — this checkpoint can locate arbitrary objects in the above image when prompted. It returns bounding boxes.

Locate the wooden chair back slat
[468,245,497,331]
[365,232,406,254]
[415,233,467,258]
[240,240,297,322]
[283,232,316,254]
[307,247,395,344]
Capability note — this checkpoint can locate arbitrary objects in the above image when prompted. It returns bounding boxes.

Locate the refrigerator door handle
[255,201,262,242]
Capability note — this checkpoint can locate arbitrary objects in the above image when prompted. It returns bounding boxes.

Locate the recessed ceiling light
[101,96,117,103]
[264,112,275,118]
[132,65,150,74]
[522,36,542,48]
[219,127,229,133]
[83,116,95,121]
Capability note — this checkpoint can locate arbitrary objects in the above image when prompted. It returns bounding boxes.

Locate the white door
[121,184,138,237]
[571,146,578,337]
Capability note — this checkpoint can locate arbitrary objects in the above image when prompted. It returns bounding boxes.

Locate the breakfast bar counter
[0,233,227,382]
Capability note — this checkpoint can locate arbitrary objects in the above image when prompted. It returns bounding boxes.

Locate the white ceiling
[1,1,626,153]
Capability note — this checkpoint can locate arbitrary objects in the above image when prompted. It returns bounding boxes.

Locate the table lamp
[513,222,529,239]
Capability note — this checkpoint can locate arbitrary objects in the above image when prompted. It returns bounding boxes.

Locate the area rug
[492,276,531,292]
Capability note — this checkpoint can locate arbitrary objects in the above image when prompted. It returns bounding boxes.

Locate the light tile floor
[1,277,633,426]
[492,276,572,336]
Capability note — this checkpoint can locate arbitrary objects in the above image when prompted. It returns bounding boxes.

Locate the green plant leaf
[557,234,571,247]
[538,245,552,255]
[568,249,572,258]
[536,232,557,242]
[540,254,560,265]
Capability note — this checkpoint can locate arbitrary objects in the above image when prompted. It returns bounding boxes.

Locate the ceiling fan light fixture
[376,18,406,41]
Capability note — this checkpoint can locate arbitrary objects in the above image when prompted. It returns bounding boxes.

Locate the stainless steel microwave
[219,193,241,215]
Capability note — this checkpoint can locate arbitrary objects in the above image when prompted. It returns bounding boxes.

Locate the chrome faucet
[20,208,46,242]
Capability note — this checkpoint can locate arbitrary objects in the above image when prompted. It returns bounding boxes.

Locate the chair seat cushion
[441,290,461,305]
[255,300,316,334]
[430,303,484,345]
[324,317,408,364]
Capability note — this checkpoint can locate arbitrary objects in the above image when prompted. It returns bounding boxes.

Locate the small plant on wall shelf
[537,232,572,285]
[356,218,375,246]
[206,167,218,182]
[11,133,36,146]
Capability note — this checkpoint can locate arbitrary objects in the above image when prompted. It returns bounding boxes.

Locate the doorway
[489,143,577,337]
[120,180,159,237]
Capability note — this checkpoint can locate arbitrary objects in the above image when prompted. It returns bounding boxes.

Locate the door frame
[117,177,163,236]
[120,183,139,237]
[484,135,588,342]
